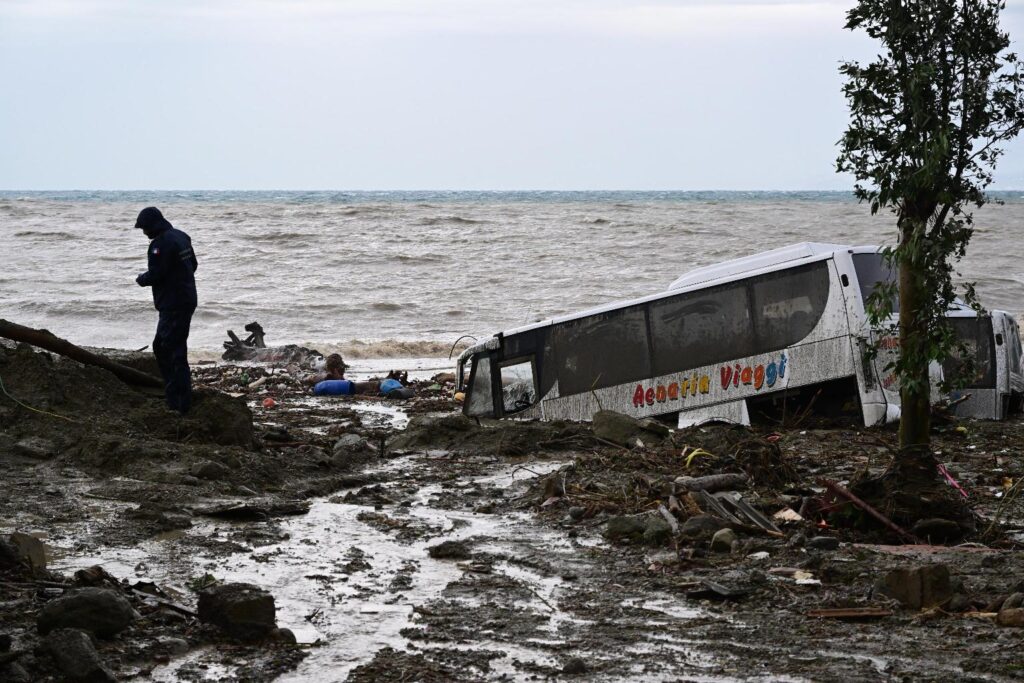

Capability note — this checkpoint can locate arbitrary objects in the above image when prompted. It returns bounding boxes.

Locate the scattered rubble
[4,337,1024,680]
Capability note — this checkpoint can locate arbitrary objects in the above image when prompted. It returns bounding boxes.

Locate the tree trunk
[0,318,163,389]
[895,221,937,485]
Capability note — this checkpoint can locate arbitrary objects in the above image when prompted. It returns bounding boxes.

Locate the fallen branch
[0,318,162,388]
[820,479,920,544]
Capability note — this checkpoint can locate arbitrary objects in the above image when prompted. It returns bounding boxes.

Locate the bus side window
[466,356,495,417]
[552,308,651,395]
[500,359,537,414]
[649,283,755,376]
[751,262,830,351]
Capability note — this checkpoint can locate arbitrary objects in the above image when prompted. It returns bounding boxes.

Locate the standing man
[135,207,198,414]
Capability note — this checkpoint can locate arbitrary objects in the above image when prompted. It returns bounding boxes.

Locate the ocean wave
[394,253,449,263]
[370,302,410,311]
[246,231,315,243]
[13,230,79,240]
[417,216,487,226]
[309,338,474,359]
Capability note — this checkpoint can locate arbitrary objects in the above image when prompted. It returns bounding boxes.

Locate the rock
[37,588,137,638]
[332,434,373,469]
[947,593,971,612]
[876,564,953,610]
[567,506,586,521]
[561,657,588,675]
[643,517,673,546]
[13,436,56,459]
[157,512,193,531]
[334,433,368,451]
[807,536,840,551]
[198,583,277,641]
[637,418,671,438]
[680,514,729,537]
[646,550,681,567]
[604,516,647,543]
[997,607,1024,627]
[189,460,231,481]
[6,533,46,573]
[711,528,737,553]
[1003,593,1024,610]
[1,532,45,573]
[157,636,189,654]
[272,627,297,644]
[427,540,471,560]
[984,594,1007,613]
[910,518,963,543]
[591,411,643,446]
[592,410,667,448]
[43,628,116,682]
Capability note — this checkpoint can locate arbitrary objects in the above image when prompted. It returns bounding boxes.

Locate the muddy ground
[1,342,1024,681]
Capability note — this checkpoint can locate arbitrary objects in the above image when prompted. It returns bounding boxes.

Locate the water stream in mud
[47,448,579,680]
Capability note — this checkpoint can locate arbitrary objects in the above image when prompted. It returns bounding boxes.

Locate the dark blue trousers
[153,309,194,414]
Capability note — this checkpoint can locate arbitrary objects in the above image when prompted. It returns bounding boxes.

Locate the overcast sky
[3,0,1024,191]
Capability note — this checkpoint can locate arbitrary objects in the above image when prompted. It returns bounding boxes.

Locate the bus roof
[668,242,873,290]
[493,242,880,340]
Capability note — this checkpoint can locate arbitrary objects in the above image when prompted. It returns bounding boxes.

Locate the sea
[3,191,1023,371]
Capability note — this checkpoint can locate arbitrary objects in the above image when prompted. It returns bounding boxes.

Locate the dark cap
[135,206,173,232]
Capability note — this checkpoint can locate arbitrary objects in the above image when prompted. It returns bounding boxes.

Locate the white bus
[457,242,1022,426]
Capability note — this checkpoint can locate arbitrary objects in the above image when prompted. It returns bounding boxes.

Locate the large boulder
[8,533,46,573]
[197,583,276,640]
[604,515,648,543]
[37,588,137,638]
[592,411,669,448]
[0,533,47,578]
[43,628,116,682]
[332,434,374,469]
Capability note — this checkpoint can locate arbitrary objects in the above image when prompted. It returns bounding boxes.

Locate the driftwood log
[223,321,268,360]
[0,319,162,388]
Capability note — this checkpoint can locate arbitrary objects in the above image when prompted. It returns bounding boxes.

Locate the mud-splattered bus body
[456,243,1022,426]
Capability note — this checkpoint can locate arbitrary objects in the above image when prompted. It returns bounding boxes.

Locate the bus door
[463,352,497,418]
[847,252,900,424]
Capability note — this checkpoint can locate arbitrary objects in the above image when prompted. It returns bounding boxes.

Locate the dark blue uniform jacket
[137,226,199,311]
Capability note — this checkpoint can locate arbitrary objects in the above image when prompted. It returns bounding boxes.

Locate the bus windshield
[852,252,898,313]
